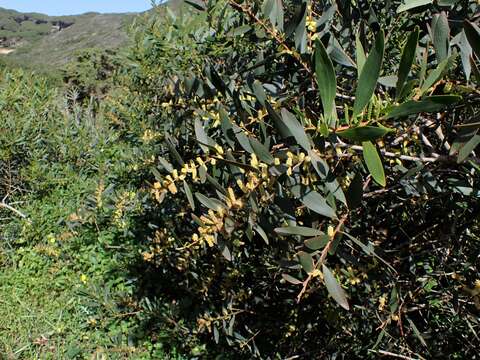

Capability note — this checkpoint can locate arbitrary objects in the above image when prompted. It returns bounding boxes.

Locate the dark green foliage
[1,0,480,359]
[95,0,480,358]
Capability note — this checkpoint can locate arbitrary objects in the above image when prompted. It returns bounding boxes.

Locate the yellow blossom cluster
[142,229,175,263]
[193,208,227,247]
[151,157,210,203]
[283,151,312,177]
[142,129,161,143]
[95,181,105,208]
[113,191,136,229]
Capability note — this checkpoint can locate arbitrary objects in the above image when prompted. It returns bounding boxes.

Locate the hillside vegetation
[1,0,480,359]
[0,7,134,69]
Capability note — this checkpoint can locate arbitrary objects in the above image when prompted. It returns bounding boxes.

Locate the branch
[331,142,480,165]
[0,202,29,221]
[296,213,349,303]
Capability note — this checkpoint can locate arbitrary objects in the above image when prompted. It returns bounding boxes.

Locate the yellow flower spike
[227,187,236,202]
[378,294,388,311]
[287,167,293,176]
[211,158,217,166]
[205,234,215,247]
[214,144,224,155]
[274,157,281,166]
[261,167,269,179]
[327,226,335,238]
[172,169,179,180]
[191,166,198,181]
[250,153,259,168]
[286,157,293,167]
[167,183,178,194]
[236,179,248,193]
[310,269,323,278]
[299,152,306,162]
[80,274,88,284]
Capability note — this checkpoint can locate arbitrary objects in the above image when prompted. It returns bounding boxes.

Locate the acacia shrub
[103,1,480,357]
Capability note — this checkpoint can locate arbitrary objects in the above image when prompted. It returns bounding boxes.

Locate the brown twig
[296,213,349,303]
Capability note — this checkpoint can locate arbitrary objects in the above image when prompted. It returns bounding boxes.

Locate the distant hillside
[0,7,136,69]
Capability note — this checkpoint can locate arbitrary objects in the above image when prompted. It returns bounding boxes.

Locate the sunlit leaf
[301,190,337,219]
[282,274,303,285]
[337,126,394,142]
[353,30,385,117]
[385,95,461,119]
[315,39,337,122]
[397,0,432,13]
[275,226,324,237]
[432,12,450,62]
[281,109,311,151]
[396,26,419,99]
[362,141,386,187]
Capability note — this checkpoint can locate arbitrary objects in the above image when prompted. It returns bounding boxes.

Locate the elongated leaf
[432,12,450,62]
[195,193,225,211]
[304,235,330,250]
[281,109,311,151]
[267,102,291,138]
[249,137,274,164]
[330,36,356,67]
[342,232,396,272]
[362,141,386,187]
[252,80,267,106]
[263,0,284,31]
[315,39,337,122]
[353,30,385,117]
[337,126,394,142]
[396,27,419,98]
[456,31,472,80]
[355,32,366,75]
[183,181,195,211]
[275,226,324,237]
[184,0,206,11]
[407,318,428,348]
[195,119,216,152]
[232,124,254,153]
[301,190,337,219]
[457,135,480,163]
[464,20,480,60]
[282,274,303,285]
[298,251,314,274]
[322,265,350,310]
[397,0,432,13]
[325,178,347,205]
[420,57,449,95]
[294,3,307,53]
[254,224,269,244]
[385,95,461,119]
[346,171,363,209]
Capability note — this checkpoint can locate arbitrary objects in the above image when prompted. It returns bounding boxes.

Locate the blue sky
[0,1,153,16]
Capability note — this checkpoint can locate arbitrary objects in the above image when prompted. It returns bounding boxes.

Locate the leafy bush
[102,0,480,358]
